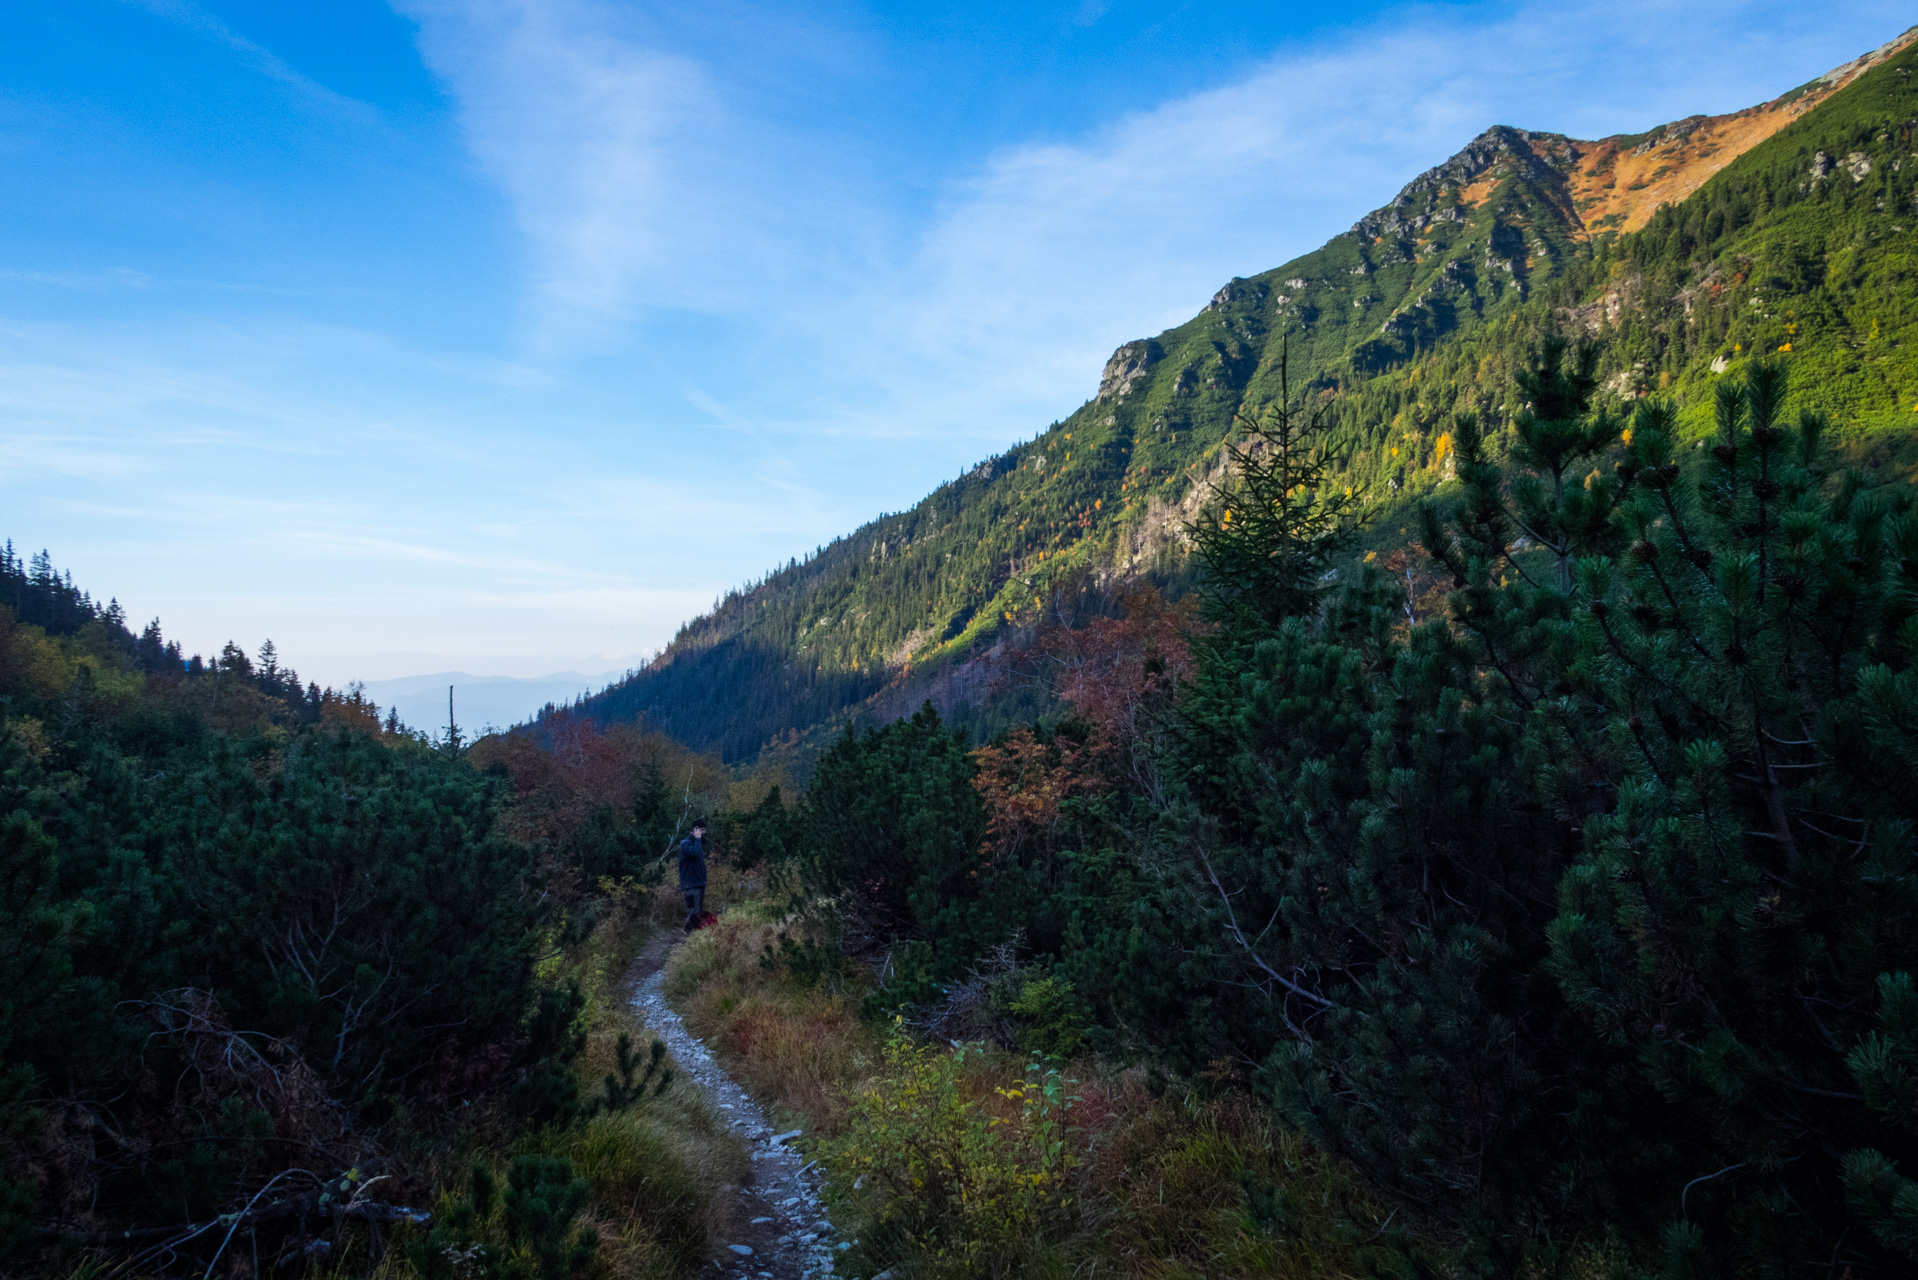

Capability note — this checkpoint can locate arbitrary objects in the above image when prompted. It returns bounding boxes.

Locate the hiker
[676,820,709,932]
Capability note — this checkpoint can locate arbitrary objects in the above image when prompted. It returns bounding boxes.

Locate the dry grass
[550,887,749,1279]
[1070,1084,1415,1280]
[663,916,876,1134]
[541,1101,744,1280]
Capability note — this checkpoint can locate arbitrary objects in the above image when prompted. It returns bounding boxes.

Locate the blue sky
[2,0,1910,686]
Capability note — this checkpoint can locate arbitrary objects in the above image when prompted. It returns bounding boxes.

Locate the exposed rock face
[1845,151,1874,181]
[1207,277,1270,313]
[967,453,1012,482]
[1604,362,1651,400]
[1351,125,1577,243]
[889,623,937,669]
[1631,115,1708,156]
[1098,339,1161,400]
[1559,273,1643,335]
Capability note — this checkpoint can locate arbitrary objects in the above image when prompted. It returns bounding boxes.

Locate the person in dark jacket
[676,820,709,932]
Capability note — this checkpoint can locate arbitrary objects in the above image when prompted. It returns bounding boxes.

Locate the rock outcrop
[1098,339,1161,400]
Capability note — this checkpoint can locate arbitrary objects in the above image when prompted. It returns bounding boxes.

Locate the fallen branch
[38,1190,429,1249]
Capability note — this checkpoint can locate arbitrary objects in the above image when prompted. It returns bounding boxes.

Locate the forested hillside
[0,545,762,1277]
[580,25,1918,764]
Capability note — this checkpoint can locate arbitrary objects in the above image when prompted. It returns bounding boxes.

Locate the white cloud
[399,0,827,348]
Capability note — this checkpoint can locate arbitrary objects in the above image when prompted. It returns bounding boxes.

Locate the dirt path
[629,935,849,1280]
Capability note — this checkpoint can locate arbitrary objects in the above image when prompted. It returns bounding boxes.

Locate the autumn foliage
[971,588,1194,862]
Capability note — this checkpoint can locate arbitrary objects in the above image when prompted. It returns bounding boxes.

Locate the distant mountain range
[362,669,628,737]
[575,24,1918,766]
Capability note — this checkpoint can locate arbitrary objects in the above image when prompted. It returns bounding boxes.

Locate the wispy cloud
[399,0,770,346]
[0,266,153,290]
[400,0,1912,440]
[119,0,375,115]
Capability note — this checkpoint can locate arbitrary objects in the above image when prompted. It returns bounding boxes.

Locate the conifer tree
[1505,337,1623,592]
[1180,386,1584,1252]
[798,704,998,968]
[1544,365,1918,1269]
[1187,342,1363,632]
[1176,345,1918,1268]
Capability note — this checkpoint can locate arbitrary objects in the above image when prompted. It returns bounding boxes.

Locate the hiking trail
[629,934,853,1280]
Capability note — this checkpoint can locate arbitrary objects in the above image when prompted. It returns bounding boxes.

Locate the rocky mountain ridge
[572,26,1918,765]
[1354,25,1917,251]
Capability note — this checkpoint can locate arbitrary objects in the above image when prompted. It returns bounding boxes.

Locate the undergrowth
[379,879,742,1280]
[662,895,1471,1280]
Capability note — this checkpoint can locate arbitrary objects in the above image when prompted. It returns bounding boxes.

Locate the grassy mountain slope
[583,25,1918,764]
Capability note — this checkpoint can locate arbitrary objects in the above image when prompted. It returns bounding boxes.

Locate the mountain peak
[1351,124,1576,242]
[1354,26,1918,243]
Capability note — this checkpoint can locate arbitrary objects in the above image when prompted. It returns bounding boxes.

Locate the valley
[11,21,1918,1280]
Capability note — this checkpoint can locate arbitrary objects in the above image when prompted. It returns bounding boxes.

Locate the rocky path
[629,937,850,1279]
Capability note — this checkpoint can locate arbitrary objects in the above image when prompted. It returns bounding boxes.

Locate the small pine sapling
[599,1031,673,1112]
[502,1155,597,1280]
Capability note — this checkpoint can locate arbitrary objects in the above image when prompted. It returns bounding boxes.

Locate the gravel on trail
[630,941,851,1280]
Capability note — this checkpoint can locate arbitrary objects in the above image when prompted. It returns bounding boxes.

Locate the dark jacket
[676,834,707,889]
